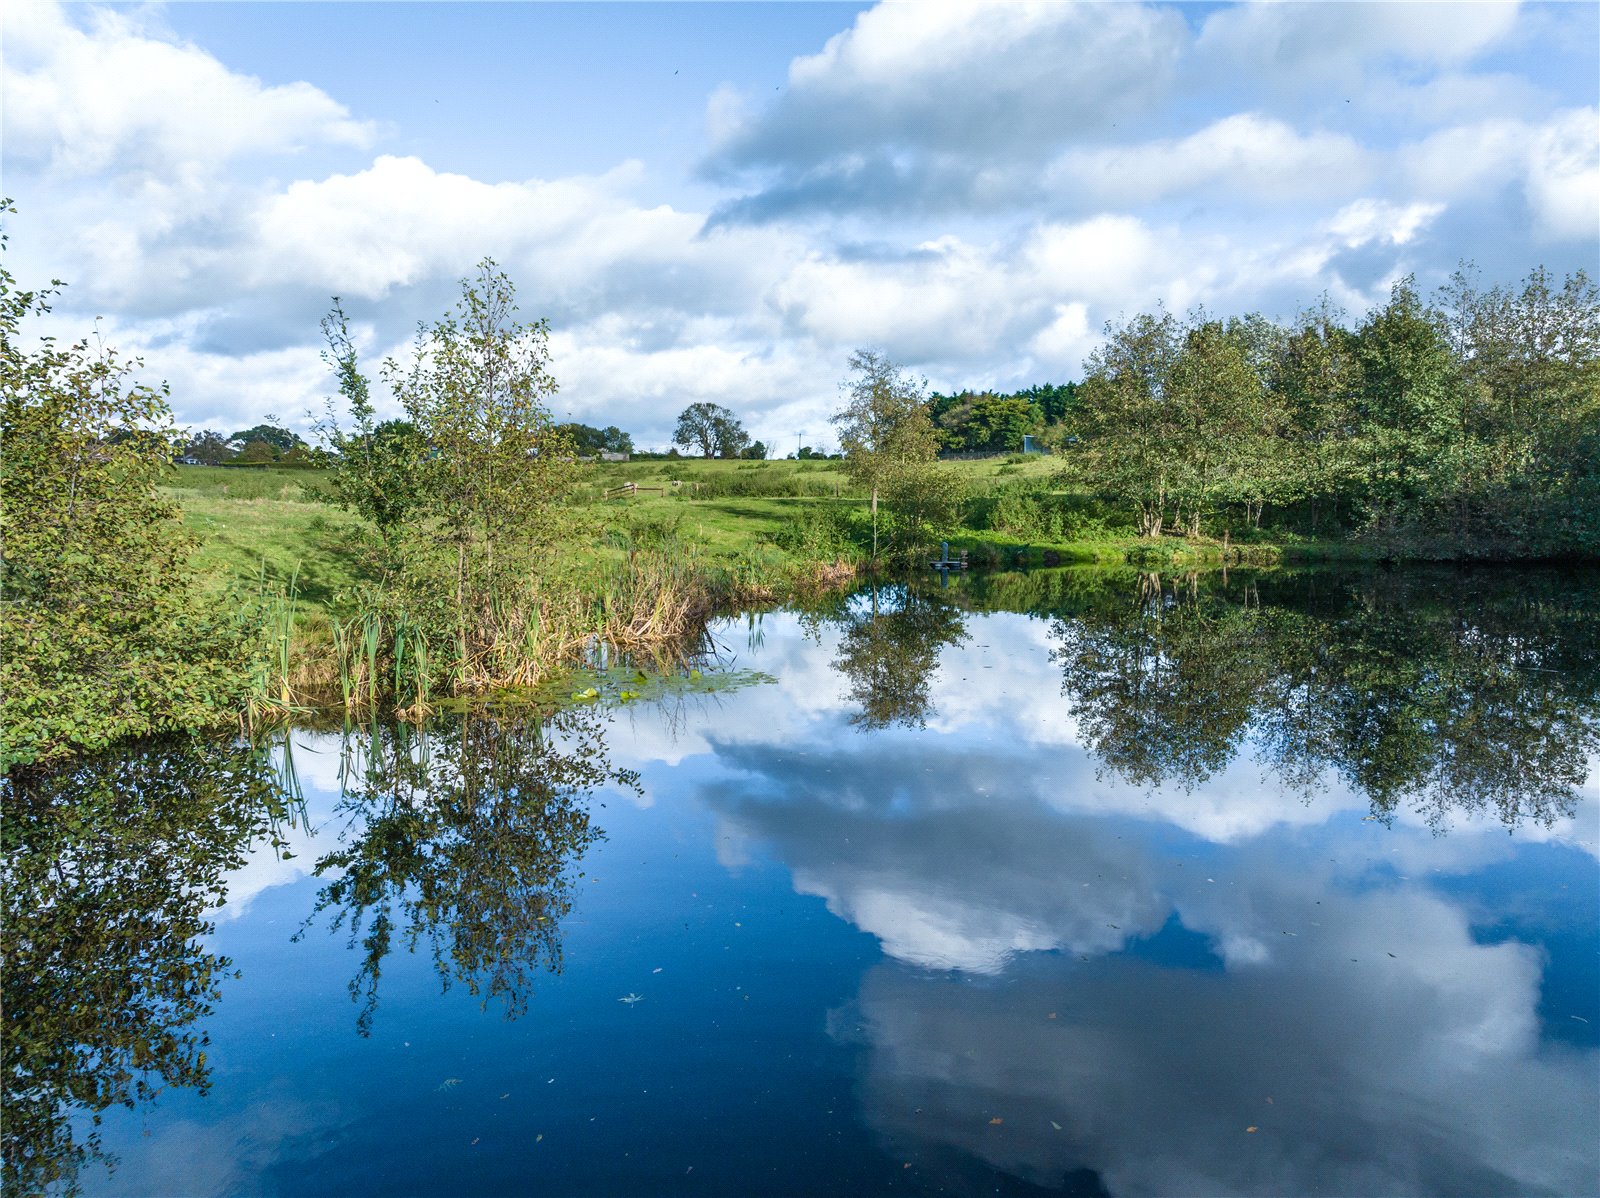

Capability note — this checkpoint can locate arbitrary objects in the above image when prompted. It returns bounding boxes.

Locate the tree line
[1064,267,1599,555]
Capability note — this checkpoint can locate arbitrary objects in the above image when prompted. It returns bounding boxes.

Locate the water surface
[7,567,1598,1197]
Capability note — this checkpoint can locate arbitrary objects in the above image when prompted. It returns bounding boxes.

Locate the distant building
[599,451,630,462]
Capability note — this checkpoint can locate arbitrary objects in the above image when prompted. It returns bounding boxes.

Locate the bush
[765,506,859,560]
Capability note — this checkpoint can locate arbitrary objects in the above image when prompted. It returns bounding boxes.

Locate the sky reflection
[59,571,1599,1197]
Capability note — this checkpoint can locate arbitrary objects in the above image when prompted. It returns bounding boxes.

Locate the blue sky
[4,1,1596,451]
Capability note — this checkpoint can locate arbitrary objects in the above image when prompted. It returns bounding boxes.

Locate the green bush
[765,506,859,560]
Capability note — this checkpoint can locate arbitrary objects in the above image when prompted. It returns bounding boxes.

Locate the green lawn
[166,454,1351,621]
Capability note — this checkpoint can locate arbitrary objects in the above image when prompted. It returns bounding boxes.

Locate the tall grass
[303,526,786,715]
[244,562,305,721]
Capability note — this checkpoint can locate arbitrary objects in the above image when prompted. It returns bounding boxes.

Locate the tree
[182,428,233,464]
[1434,265,1600,553]
[932,391,1038,453]
[740,440,767,460]
[1067,310,1184,537]
[235,438,277,464]
[227,421,305,456]
[1350,277,1467,527]
[0,218,255,766]
[1270,301,1361,531]
[1165,318,1268,535]
[832,349,959,561]
[315,300,425,545]
[672,402,748,458]
[560,421,634,456]
[380,259,578,681]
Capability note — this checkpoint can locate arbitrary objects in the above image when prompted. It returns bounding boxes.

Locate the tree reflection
[1,737,288,1196]
[817,584,968,730]
[1050,569,1600,826]
[302,707,637,1034]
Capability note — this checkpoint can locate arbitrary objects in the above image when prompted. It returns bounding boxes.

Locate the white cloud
[1047,114,1371,208]
[710,0,1189,171]
[1196,1,1521,85]
[3,0,1593,447]
[1525,107,1600,241]
[1327,198,1446,248]
[1,3,371,180]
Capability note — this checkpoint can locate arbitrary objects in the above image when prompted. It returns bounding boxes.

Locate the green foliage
[374,260,581,689]
[933,391,1039,452]
[315,300,426,544]
[0,232,259,767]
[297,709,636,1033]
[833,349,965,561]
[228,422,306,455]
[672,401,749,458]
[1,734,288,1195]
[766,504,859,560]
[560,421,633,456]
[1060,266,1599,558]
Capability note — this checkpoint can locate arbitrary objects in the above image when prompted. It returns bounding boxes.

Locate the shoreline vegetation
[4,230,1597,769]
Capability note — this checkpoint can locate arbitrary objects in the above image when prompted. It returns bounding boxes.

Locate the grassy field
[159,456,1362,708]
[164,455,1346,618]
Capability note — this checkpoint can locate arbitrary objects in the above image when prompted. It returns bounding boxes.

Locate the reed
[270,526,837,717]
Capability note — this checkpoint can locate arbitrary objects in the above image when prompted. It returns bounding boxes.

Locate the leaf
[988,1117,1003,1125]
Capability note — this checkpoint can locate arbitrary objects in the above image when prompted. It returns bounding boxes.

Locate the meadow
[164,453,1291,616]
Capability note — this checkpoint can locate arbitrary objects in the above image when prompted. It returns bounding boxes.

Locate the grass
[167,456,1373,712]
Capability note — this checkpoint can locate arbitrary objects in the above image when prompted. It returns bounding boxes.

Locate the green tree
[1435,264,1600,553]
[1067,310,1184,537]
[235,437,277,464]
[833,349,960,561]
[0,228,255,767]
[181,429,233,464]
[380,260,579,681]
[560,421,634,456]
[672,402,748,458]
[1272,302,1361,531]
[933,391,1038,453]
[1350,277,1467,527]
[227,421,305,455]
[315,299,424,546]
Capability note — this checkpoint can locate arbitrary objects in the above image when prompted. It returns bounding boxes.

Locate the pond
[6,566,1598,1197]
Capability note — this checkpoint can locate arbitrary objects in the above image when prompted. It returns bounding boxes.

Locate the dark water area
[5,566,1598,1197]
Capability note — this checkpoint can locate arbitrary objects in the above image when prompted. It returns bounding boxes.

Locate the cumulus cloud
[1,2,371,180]
[707,2,1188,176]
[1045,114,1372,209]
[1194,0,1521,89]
[2,0,1594,446]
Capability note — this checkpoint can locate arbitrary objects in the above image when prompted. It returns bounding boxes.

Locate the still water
[7,567,1598,1197]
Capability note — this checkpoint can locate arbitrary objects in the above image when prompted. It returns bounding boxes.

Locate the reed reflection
[300,707,637,1034]
[1,736,290,1196]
